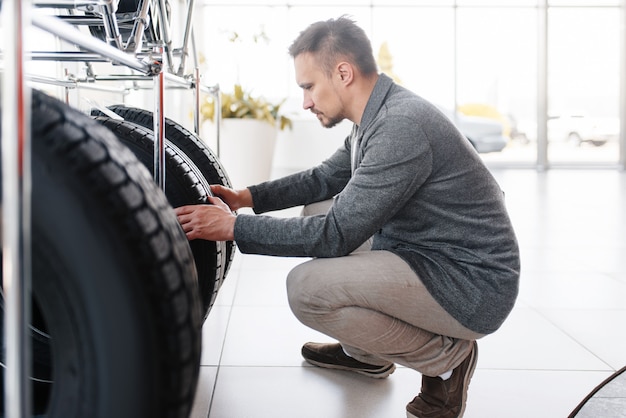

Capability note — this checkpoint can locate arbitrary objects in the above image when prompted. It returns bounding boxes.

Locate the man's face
[294,52,345,128]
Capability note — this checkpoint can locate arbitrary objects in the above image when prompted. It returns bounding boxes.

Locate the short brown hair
[288,16,378,77]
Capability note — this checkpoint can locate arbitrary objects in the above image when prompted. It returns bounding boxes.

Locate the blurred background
[190,0,625,171]
[3,2,626,417]
[10,0,625,173]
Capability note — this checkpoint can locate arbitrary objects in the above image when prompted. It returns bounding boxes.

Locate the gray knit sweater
[234,74,520,335]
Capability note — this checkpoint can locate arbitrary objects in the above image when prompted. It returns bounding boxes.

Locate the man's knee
[300,199,333,217]
[286,261,313,313]
[286,259,333,323]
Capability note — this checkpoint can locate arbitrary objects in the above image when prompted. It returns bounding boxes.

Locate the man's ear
[336,62,354,85]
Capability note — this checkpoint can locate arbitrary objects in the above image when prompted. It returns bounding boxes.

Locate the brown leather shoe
[406,341,478,418]
[301,342,395,379]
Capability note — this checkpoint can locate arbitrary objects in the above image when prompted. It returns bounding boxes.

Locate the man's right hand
[210,185,253,211]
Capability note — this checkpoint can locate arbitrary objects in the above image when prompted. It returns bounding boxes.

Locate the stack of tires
[0,90,234,417]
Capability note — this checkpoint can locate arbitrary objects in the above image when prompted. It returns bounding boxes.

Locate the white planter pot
[201,119,277,189]
[273,118,352,173]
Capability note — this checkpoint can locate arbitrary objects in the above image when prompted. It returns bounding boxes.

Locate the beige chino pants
[286,200,485,377]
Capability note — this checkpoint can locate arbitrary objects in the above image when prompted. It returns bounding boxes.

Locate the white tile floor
[190,168,626,418]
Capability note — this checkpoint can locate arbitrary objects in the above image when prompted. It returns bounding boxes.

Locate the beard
[314,110,344,129]
[321,115,344,129]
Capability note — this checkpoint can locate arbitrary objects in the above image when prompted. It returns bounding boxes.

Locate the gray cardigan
[234,74,520,335]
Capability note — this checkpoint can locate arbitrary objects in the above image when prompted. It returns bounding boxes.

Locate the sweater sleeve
[234,114,432,257]
[247,135,352,214]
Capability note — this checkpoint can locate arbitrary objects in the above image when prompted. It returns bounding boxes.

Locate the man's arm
[234,116,433,258]
[249,137,353,214]
[174,133,353,245]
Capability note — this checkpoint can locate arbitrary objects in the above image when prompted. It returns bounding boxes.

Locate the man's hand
[210,185,253,211]
[175,196,236,241]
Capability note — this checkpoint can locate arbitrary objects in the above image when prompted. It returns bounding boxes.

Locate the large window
[194,1,624,169]
[456,6,538,166]
[370,8,455,107]
[546,6,620,166]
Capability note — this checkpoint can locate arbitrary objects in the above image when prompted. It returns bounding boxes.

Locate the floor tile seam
[212,364,314,369]
[534,307,626,313]
[214,263,244,307]
[605,273,626,286]
[210,363,614,372]
[610,274,626,285]
[215,298,239,359]
[237,270,297,277]
[208,365,222,416]
[208,294,240,415]
[530,305,618,371]
[517,268,625,274]
[476,367,616,373]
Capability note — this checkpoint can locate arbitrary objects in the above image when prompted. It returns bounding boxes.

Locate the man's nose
[302,94,313,110]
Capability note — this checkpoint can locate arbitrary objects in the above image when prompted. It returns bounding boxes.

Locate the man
[175,16,520,418]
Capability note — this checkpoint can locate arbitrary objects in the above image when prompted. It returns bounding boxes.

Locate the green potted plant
[199,84,292,189]
[200,84,292,131]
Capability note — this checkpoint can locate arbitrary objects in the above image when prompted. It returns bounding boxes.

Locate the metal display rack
[2,2,33,415]
[1,1,221,415]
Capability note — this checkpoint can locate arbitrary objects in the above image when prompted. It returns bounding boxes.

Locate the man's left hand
[175,196,236,241]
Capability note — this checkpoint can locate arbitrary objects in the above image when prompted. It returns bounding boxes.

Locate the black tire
[92,105,237,281]
[91,116,224,319]
[0,89,202,417]
[0,297,53,414]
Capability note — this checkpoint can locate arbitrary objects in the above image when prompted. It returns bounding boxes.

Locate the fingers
[207,195,230,211]
[174,206,196,228]
[209,184,236,209]
[174,205,194,216]
[210,184,228,197]
[206,195,220,205]
[173,206,194,232]
[174,206,202,239]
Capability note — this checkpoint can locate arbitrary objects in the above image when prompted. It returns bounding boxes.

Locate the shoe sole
[304,357,396,379]
[406,341,478,418]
